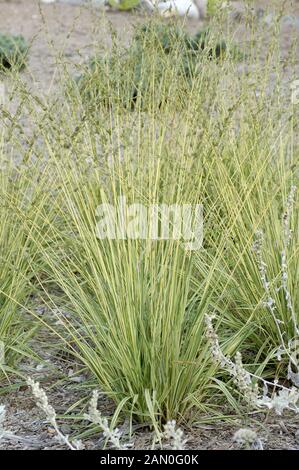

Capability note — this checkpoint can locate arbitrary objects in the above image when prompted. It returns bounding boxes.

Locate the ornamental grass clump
[33,17,247,425]
[193,120,298,378]
[0,163,37,374]
[27,12,297,426]
[0,132,57,376]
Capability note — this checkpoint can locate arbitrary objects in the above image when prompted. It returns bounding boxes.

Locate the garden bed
[0,0,299,451]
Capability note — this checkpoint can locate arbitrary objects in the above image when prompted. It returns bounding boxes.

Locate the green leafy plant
[207,0,223,16]
[0,33,28,71]
[108,0,140,10]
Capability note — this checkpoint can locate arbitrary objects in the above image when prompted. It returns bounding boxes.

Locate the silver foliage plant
[27,378,84,450]
[233,428,263,450]
[206,187,299,415]
[252,186,299,386]
[26,380,186,450]
[84,390,186,450]
[205,314,299,415]
[161,420,187,450]
[84,390,132,450]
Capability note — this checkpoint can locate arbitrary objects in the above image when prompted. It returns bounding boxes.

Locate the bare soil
[2,378,299,449]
